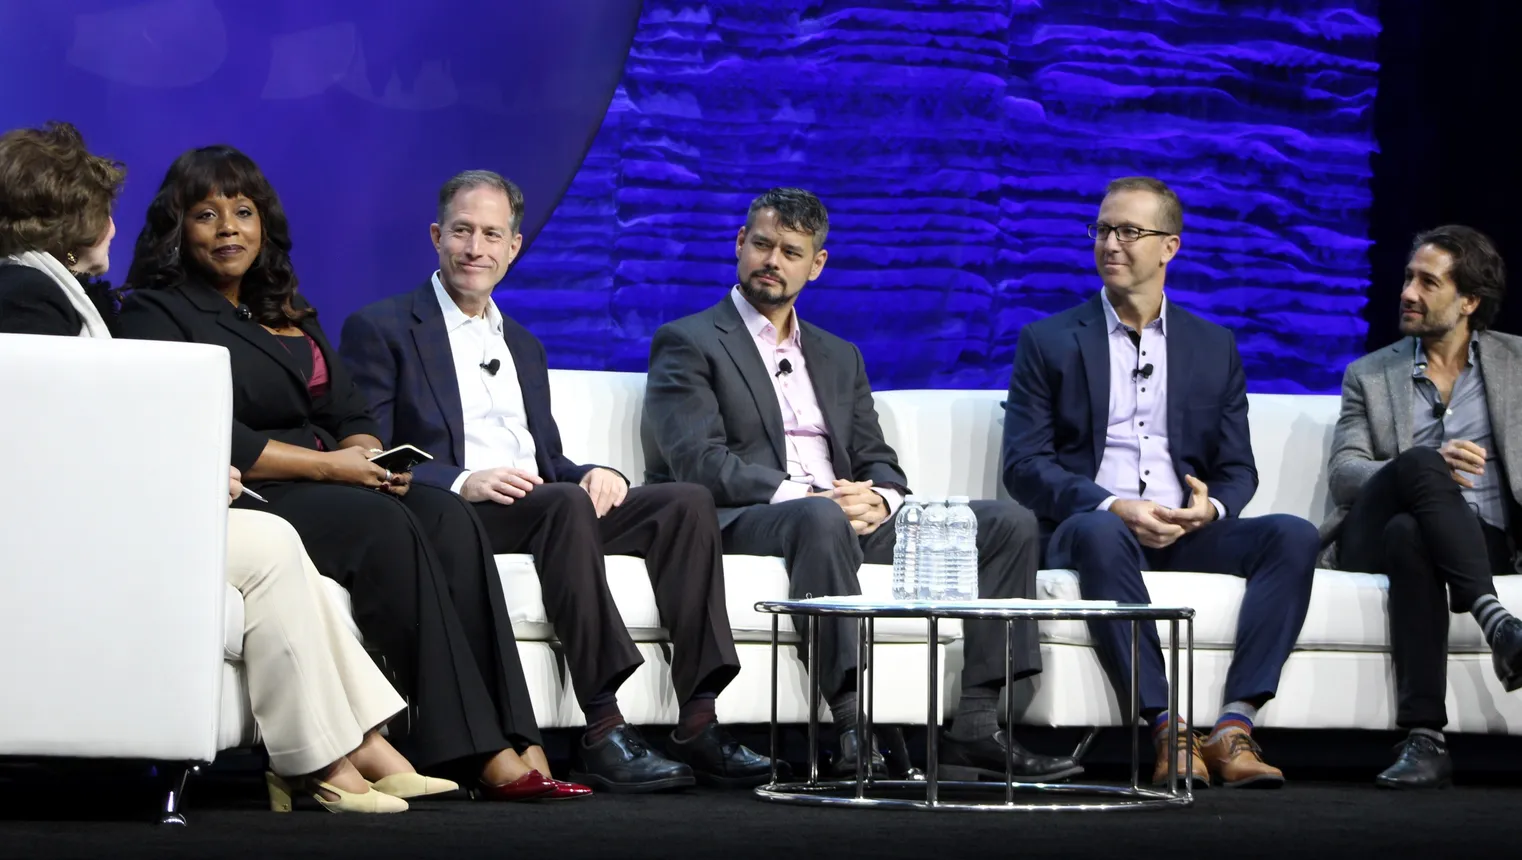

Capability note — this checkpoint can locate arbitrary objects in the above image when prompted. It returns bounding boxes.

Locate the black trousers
[236,481,540,777]
[721,496,1041,700]
[472,482,740,709]
[1337,446,1515,729]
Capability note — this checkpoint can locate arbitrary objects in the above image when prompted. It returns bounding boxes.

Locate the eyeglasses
[1087,223,1174,243]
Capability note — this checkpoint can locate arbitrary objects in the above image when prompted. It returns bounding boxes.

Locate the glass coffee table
[753,596,1196,812]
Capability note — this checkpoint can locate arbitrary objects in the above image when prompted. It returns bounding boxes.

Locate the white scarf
[1,250,112,339]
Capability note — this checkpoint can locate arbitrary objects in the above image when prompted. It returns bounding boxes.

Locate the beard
[1398,304,1461,337]
[739,270,791,306]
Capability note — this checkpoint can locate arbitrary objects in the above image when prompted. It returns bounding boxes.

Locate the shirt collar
[1413,331,1479,377]
[1099,288,1168,336]
[433,271,503,335]
[730,285,800,346]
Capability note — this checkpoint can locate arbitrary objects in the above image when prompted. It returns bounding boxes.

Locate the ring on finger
[385,469,392,482]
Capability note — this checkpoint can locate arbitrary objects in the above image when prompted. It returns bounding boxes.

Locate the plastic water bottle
[944,496,979,601]
[891,496,925,600]
[919,499,951,600]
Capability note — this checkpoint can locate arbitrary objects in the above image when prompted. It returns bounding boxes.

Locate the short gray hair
[437,170,525,234]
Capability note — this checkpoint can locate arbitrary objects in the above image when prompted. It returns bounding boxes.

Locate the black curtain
[1370,1,1522,348]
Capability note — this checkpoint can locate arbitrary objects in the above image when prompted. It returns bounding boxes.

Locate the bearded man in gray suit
[1324,224,1522,789]
[641,187,1080,784]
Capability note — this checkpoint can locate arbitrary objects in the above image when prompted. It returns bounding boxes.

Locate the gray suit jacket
[1321,330,1522,569]
[641,295,909,527]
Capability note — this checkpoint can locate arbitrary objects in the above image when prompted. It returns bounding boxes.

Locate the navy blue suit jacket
[1001,294,1257,535]
[339,280,600,491]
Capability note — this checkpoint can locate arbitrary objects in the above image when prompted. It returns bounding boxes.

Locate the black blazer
[116,280,381,475]
[339,279,601,490]
[0,265,84,336]
[642,294,908,527]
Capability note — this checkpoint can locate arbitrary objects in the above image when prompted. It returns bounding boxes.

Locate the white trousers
[226,510,406,776]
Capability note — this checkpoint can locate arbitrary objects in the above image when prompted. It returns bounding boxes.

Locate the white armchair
[0,334,234,823]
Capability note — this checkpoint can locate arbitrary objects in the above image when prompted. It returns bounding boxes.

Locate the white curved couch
[8,342,1522,807]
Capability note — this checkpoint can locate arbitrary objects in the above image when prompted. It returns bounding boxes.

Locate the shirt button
[1144,470,1151,475]
[1139,421,1146,426]
[1141,388,1146,392]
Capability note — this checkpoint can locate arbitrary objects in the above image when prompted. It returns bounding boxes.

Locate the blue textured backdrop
[0,0,641,332]
[0,1,1378,393]
[512,0,1379,393]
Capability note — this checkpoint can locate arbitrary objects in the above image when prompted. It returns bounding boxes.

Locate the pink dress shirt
[730,288,836,501]
[729,288,904,515]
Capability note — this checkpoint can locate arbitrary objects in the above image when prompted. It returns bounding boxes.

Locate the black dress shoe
[1491,617,1522,691]
[938,730,1085,782]
[666,722,784,789]
[1375,733,1452,789]
[830,728,887,778]
[570,724,696,793]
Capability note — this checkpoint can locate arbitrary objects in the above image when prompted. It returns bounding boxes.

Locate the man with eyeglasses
[1322,225,1522,789]
[1002,176,1319,790]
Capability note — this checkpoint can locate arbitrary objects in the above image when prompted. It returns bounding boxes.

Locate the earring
[66,251,77,267]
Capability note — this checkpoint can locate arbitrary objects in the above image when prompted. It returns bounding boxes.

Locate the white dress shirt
[433,273,538,494]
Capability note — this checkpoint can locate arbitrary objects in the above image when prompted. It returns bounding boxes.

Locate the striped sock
[1150,712,1187,747]
[1208,701,1259,744]
[1472,594,1514,646]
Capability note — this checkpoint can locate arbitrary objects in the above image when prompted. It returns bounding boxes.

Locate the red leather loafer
[537,776,593,801]
[474,771,557,802]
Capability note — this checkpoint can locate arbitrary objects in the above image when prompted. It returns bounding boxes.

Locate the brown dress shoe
[1200,729,1285,789]
[1151,730,1210,788]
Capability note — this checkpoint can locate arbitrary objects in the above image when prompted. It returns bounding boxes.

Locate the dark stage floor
[4,729,1521,859]
[2,774,1518,859]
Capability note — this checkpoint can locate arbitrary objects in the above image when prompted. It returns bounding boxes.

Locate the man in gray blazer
[1325,224,1522,789]
[642,187,1079,782]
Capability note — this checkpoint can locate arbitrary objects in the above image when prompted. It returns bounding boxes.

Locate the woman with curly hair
[0,122,458,813]
[117,144,587,803]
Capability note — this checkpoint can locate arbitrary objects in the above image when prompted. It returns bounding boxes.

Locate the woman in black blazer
[0,122,461,814]
[116,145,586,801]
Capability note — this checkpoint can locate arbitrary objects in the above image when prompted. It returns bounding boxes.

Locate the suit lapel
[714,299,787,467]
[184,282,307,387]
[1479,332,1522,506]
[1382,339,1415,452]
[1164,308,1190,458]
[800,324,852,475]
[499,320,556,478]
[409,285,467,466]
[1074,297,1110,469]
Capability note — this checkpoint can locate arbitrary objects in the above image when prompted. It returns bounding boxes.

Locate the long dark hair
[124,145,311,328]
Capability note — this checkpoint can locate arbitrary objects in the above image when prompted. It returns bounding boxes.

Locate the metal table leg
[864,617,876,782]
[855,616,867,797]
[807,615,819,786]
[769,615,780,785]
[1129,619,1140,790]
[1004,620,1015,806]
[925,616,939,807]
[1166,618,1179,795]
